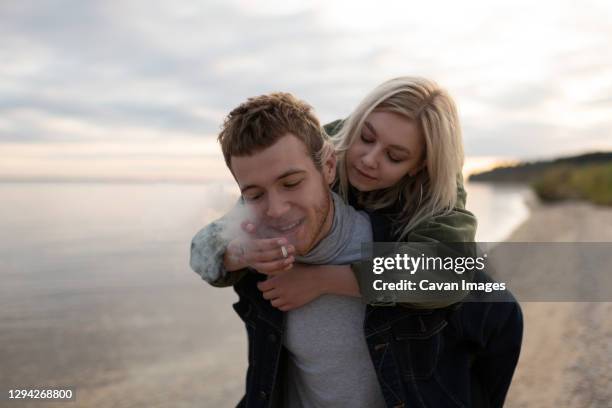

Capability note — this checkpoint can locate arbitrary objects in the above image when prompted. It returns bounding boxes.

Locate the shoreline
[502,198,612,407]
[465,181,532,243]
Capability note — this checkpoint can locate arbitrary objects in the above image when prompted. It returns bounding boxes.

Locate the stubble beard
[300,182,334,256]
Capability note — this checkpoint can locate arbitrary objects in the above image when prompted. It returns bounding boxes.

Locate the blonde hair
[331,77,464,240]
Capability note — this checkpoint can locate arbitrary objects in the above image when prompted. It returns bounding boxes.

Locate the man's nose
[265,192,290,218]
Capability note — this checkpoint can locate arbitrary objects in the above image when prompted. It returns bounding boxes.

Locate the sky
[1,0,611,181]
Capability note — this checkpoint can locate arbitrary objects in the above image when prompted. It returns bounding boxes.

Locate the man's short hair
[218,92,324,170]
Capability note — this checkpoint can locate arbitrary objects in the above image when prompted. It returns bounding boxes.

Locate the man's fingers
[247,246,295,263]
[252,257,294,275]
[244,238,284,253]
[234,236,295,261]
[232,236,295,271]
[249,238,290,253]
[240,221,256,234]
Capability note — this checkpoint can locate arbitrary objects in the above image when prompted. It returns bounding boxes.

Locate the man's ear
[322,150,337,185]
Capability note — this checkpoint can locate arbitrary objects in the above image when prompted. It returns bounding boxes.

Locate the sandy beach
[503,200,612,408]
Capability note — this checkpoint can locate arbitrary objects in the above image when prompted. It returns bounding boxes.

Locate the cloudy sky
[1,0,611,181]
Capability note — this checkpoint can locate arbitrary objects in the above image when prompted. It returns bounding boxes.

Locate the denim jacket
[232,269,522,408]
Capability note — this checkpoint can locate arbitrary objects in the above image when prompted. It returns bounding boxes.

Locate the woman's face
[346,110,425,192]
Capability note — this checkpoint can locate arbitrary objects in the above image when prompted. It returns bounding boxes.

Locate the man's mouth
[267,218,305,234]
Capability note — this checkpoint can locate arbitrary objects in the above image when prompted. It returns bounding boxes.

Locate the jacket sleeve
[480,301,523,407]
[457,294,523,407]
[403,206,477,243]
[352,177,478,307]
[189,212,248,288]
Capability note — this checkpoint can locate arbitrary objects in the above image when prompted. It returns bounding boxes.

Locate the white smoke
[217,200,258,244]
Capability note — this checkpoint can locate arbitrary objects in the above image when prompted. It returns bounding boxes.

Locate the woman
[191,77,522,407]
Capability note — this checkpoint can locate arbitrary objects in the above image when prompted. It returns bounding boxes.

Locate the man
[191,92,387,407]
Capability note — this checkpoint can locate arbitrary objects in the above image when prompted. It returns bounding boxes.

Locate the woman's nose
[361,149,378,169]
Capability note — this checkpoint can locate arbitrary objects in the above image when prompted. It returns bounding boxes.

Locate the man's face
[230,133,335,256]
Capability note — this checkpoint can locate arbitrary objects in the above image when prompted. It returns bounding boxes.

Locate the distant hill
[469,152,612,183]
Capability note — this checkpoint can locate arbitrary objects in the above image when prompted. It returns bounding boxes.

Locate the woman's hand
[256,264,325,311]
[256,264,360,311]
[223,222,296,274]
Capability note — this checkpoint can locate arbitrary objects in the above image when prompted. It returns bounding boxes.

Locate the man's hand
[257,264,326,311]
[223,222,296,274]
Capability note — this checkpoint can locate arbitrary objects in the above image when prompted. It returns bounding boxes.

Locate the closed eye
[387,153,405,163]
[244,192,263,202]
[360,132,374,144]
[284,180,302,188]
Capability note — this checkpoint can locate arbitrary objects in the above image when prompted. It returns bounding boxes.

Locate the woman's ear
[322,149,337,185]
[409,160,427,177]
